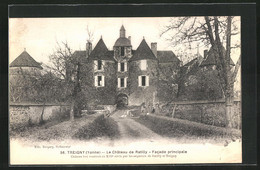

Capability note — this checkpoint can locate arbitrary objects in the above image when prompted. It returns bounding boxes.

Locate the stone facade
[74,25,181,107]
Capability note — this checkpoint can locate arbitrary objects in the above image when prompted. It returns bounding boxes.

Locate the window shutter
[102,76,105,86]
[146,76,149,86]
[118,78,120,88]
[138,76,141,87]
[124,77,127,88]
[94,60,97,71]
[125,62,127,72]
[118,62,121,72]
[94,76,97,86]
[140,60,147,70]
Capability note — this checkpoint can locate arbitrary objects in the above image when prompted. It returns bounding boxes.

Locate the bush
[73,115,120,140]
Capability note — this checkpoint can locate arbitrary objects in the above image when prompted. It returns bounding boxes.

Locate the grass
[9,111,70,138]
[134,114,241,140]
[73,114,120,140]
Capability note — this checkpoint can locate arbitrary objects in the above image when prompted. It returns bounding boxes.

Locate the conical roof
[120,25,125,31]
[89,38,115,61]
[10,50,43,69]
[129,39,157,61]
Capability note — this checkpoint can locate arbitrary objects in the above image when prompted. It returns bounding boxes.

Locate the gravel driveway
[111,110,162,141]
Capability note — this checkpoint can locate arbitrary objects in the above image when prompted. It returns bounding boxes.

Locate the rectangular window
[138,75,149,87]
[140,60,147,70]
[118,62,127,72]
[121,47,125,56]
[142,76,146,86]
[120,78,124,87]
[118,77,127,88]
[95,75,105,87]
[121,63,125,72]
[97,60,102,70]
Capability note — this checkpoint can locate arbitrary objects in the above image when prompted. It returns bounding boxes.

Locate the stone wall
[9,103,70,130]
[86,60,117,106]
[128,59,159,106]
[157,100,241,129]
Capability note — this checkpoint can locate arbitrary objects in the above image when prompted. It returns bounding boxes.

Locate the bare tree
[48,41,80,121]
[161,16,241,128]
[86,25,94,43]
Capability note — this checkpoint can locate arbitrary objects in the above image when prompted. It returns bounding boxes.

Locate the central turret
[114,25,132,61]
[120,25,126,37]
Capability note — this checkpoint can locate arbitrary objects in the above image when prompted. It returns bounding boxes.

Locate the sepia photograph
[9,16,242,165]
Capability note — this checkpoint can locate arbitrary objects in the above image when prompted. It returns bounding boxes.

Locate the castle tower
[113,25,132,107]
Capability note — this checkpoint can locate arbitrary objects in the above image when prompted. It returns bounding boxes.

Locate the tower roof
[114,37,131,47]
[89,38,115,61]
[200,45,235,67]
[120,25,125,31]
[10,50,43,69]
[129,39,157,61]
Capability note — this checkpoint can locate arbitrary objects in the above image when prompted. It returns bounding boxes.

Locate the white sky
[9,17,171,64]
[9,17,240,65]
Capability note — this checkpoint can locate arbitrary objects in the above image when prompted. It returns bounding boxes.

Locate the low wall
[157,100,241,129]
[9,103,70,130]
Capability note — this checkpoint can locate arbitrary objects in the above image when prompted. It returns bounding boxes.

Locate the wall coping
[9,103,70,107]
[170,99,241,105]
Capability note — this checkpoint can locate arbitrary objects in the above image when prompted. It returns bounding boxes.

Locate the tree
[48,41,81,121]
[161,16,241,128]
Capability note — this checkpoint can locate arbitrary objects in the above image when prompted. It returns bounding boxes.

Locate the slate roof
[120,25,125,31]
[88,38,115,61]
[10,51,43,69]
[129,39,157,62]
[200,46,235,66]
[114,37,131,47]
[73,51,85,58]
[157,51,180,64]
[180,58,199,75]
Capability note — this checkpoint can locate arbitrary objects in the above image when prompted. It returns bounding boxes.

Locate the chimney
[204,50,208,59]
[151,42,157,57]
[86,42,92,58]
[128,36,131,43]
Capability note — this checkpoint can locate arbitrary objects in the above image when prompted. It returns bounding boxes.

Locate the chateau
[73,25,181,107]
[10,25,236,107]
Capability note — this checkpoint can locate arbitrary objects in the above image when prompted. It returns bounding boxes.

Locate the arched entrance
[116,93,128,109]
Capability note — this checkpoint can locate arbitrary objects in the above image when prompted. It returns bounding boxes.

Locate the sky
[9,17,240,65]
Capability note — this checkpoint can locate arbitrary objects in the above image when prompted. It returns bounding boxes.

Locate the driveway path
[111,110,162,141]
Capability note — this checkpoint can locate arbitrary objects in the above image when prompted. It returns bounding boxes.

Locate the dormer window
[94,60,104,71]
[97,60,102,70]
[120,47,125,56]
[118,62,127,72]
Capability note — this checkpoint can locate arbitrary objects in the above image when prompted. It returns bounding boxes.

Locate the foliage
[161,16,241,128]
